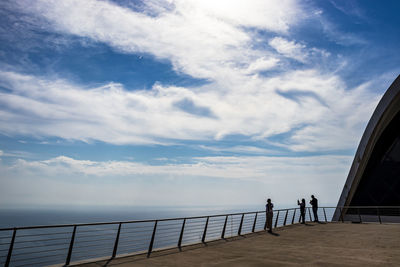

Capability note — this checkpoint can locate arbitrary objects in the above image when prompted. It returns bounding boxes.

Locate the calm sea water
[0,205,268,228]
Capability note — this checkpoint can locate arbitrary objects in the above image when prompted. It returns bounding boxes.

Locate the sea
[0,205,266,228]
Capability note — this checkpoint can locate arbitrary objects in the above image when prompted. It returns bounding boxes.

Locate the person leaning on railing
[266,198,274,233]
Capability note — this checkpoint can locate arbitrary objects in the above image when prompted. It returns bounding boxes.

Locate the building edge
[333,75,400,220]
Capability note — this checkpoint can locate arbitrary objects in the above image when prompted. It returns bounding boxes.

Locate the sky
[0,0,399,209]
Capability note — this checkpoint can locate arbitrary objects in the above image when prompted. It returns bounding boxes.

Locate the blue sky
[0,0,399,209]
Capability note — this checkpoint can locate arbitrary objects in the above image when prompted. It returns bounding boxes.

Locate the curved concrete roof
[335,75,400,214]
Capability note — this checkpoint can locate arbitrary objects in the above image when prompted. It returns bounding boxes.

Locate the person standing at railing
[310,195,319,222]
[266,198,274,233]
[297,198,306,224]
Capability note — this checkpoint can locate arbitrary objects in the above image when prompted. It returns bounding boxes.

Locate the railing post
[238,213,244,235]
[339,207,344,223]
[308,207,312,221]
[66,225,77,266]
[5,228,17,267]
[147,220,158,258]
[202,217,209,243]
[323,208,327,222]
[274,210,280,228]
[178,219,186,249]
[252,212,258,232]
[112,223,122,258]
[221,215,228,238]
[358,208,362,223]
[283,210,289,226]
[291,209,296,224]
[377,208,382,224]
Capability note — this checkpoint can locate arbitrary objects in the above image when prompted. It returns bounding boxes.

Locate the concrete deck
[76,223,400,267]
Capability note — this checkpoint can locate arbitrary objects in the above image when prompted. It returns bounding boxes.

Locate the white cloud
[269,37,307,62]
[199,145,276,155]
[0,154,351,206]
[246,57,280,74]
[264,70,380,151]
[181,0,302,32]
[0,68,380,151]
[0,150,35,159]
[6,153,352,183]
[11,0,301,81]
[0,0,382,153]
[9,153,350,186]
[268,37,331,64]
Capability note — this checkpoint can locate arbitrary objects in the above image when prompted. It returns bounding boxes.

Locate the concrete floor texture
[75,222,400,267]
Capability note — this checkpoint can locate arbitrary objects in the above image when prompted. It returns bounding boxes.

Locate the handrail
[0,206,399,267]
[2,205,398,232]
[0,208,304,231]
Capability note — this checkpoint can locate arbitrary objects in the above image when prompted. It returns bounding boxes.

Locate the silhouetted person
[297,198,306,224]
[265,198,274,233]
[310,195,319,222]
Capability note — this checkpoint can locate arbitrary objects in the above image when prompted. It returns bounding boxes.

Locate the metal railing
[333,206,400,223]
[0,206,399,267]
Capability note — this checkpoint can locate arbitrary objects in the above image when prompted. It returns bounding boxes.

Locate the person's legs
[301,211,305,224]
[313,207,319,222]
[267,213,273,232]
[268,213,272,232]
[264,213,268,230]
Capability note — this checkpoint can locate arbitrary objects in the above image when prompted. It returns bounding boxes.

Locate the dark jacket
[298,201,305,212]
[266,202,274,213]
[310,198,318,208]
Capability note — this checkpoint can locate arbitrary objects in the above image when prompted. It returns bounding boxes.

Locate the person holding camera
[297,198,306,224]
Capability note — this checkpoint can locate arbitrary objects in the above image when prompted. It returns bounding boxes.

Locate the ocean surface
[0,205,268,228]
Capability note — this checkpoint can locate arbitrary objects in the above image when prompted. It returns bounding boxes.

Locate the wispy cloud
[0,154,351,206]
[312,10,366,46]
[7,154,351,181]
[0,0,384,152]
[0,150,35,159]
[199,145,276,155]
[269,37,330,64]
[269,37,308,63]
[245,57,280,74]
[0,69,379,151]
[9,0,301,81]
[328,0,366,20]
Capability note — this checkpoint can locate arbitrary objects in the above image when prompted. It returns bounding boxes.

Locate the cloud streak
[0,69,379,151]
[11,0,300,81]
[0,153,351,206]
[6,154,351,181]
[0,0,383,152]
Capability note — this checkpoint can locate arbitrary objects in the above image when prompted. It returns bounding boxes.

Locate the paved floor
[75,223,400,267]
